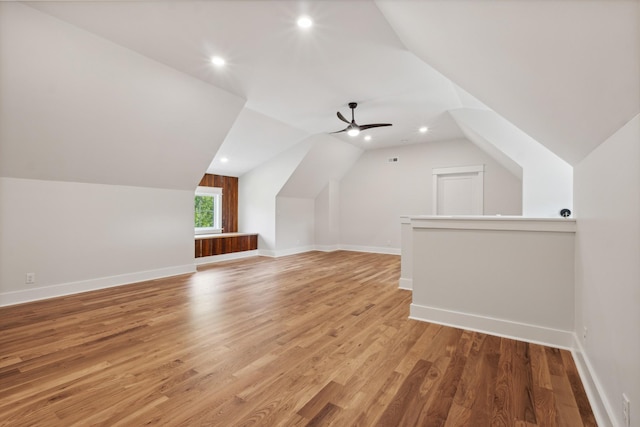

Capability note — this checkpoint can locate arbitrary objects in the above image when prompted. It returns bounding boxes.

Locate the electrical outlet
[25,272,36,284]
[623,393,630,427]
[583,326,588,341]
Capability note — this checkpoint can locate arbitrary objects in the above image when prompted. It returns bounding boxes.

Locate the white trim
[194,188,222,232]
[258,245,400,257]
[409,303,574,350]
[195,186,222,195]
[338,244,400,255]
[314,244,340,252]
[571,335,616,427]
[258,249,278,257]
[0,264,196,307]
[399,278,413,290]
[195,250,259,265]
[432,165,485,175]
[269,246,317,258]
[411,216,576,233]
[194,227,223,235]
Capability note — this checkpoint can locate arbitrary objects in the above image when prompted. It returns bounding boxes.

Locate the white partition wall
[409,216,576,348]
[399,216,413,290]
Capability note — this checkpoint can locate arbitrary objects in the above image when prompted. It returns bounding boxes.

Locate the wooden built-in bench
[195,233,258,258]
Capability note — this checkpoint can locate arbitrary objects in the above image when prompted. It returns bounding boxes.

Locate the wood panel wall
[195,235,258,257]
[198,173,238,233]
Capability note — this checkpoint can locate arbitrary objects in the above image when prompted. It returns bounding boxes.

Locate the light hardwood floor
[0,251,596,426]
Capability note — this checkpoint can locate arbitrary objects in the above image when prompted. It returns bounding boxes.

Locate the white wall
[238,139,313,253]
[574,114,640,427]
[0,178,195,306]
[0,3,248,305]
[410,217,576,348]
[339,139,522,252]
[314,180,340,251]
[240,135,360,254]
[275,197,315,254]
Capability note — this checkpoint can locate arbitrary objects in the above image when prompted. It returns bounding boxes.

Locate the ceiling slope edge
[451,113,523,180]
[278,134,364,199]
[450,108,573,217]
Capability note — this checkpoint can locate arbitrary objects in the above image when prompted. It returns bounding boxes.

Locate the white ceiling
[23,0,640,176]
[209,108,309,177]
[25,0,467,177]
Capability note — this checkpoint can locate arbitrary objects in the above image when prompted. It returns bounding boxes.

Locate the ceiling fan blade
[337,111,351,124]
[359,123,392,131]
[329,128,348,134]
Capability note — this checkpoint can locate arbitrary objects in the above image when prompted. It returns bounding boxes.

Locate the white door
[433,166,484,215]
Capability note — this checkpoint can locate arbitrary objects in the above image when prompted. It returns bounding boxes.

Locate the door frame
[432,165,484,215]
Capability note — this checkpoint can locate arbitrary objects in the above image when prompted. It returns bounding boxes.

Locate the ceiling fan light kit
[331,102,392,136]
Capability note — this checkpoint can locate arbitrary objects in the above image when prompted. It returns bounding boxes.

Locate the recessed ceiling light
[364,135,372,141]
[297,16,313,29]
[419,126,428,133]
[220,157,229,163]
[211,56,226,67]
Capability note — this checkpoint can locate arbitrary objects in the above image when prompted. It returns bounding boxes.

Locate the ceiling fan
[331,102,392,137]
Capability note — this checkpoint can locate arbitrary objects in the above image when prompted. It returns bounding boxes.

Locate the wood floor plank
[0,251,596,426]
[560,350,598,427]
[374,359,432,427]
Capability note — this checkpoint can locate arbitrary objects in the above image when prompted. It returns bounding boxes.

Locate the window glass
[194,186,222,234]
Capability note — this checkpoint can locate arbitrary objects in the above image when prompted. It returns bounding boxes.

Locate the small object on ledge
[560,208,572,218]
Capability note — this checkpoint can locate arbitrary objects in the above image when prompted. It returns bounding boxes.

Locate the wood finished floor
[0,251,596,426]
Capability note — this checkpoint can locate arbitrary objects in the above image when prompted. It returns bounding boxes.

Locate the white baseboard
[195,250,259,265]
[409,303,574,350]
[258,249,277,257]
[571,335,615,427]
[314,244,340,252]
[0,264,196,307]
[339,244,400,255]
[258,246,315,258]
[399,278,413,290]
[258,244,400,257]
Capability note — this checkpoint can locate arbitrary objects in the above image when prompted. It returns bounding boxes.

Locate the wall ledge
[410,216,576,232]
[195,232,257,240]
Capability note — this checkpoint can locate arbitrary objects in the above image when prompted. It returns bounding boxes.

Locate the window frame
[194,186,223,235]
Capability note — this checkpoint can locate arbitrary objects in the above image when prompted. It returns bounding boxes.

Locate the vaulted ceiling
[17,1,640,177]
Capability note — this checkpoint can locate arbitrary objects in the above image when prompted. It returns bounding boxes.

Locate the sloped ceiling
[376,0,640,165]
[278,135,363,199]
[8,0,637,183]
[208,108,309,177]
[24,0,468,180]
[0,2,245,190]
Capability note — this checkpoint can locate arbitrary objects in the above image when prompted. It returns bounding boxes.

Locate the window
[195,186,222,234]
